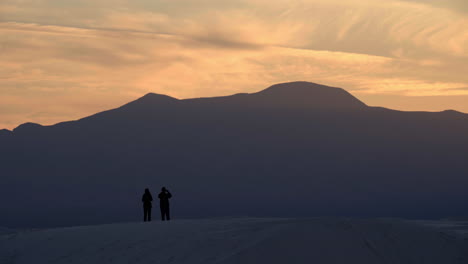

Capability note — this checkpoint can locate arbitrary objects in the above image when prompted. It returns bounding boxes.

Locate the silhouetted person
[158,187,172,221]
[142,188,153,222]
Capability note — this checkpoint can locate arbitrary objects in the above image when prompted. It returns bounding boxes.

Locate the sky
[1,0,467,130]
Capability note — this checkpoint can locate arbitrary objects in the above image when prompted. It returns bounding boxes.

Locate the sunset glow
[1,0,468,129]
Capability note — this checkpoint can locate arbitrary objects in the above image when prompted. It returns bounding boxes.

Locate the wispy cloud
[400,0,468,13]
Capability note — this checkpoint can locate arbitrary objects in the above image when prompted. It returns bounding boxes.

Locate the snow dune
[1,218,467,264]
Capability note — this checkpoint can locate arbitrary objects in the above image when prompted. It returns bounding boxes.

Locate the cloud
[400,0,468,13]
[1,0,468,129]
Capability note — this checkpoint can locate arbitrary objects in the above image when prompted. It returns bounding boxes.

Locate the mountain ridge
[5,81,467,132]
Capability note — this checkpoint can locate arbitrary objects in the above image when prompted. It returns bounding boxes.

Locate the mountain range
[1,82,467,227]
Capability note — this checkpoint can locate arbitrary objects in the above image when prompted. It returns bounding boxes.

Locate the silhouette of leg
[160,207,165,221]
[166,207,170,221]
[148,207,152,222]
[144,207,148,222]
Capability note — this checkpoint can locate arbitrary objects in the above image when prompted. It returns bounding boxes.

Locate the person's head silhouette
[161,187,167,192]
[145,188,150,194]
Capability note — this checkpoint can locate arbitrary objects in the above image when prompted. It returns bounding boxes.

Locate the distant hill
[1,82,467,228]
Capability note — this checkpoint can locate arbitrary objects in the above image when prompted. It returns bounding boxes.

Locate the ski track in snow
[1,218,468,264]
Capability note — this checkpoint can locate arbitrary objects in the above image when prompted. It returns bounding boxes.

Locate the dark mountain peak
[134,93,178,104]
[12,122,43,134]
[259,81,329,92]
[441,109,463,115]
[252,81,367,109]
[0,129,12,136]
[119,93,179,110]
[438,109,468,119]
[75,92,181,123]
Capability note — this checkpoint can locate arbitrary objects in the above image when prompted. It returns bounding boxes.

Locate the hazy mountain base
[1,218,467,264]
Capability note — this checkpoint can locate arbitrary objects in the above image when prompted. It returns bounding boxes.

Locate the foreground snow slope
[1,218,467,264]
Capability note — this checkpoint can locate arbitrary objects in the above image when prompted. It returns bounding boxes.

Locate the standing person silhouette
[142,188,153,222]
[158,187,172,221]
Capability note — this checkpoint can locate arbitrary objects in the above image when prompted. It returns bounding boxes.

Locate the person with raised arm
[158,187,172,221]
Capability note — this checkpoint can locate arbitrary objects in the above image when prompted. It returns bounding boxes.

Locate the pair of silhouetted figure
[142,187,172,222]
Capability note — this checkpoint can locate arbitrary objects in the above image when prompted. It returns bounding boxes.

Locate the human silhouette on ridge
[142,188,153,222]
[158,187,172,221]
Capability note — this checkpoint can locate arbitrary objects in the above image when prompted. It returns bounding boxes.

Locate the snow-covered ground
[0,227,15,236]
[1,218,467,264]
[417,220,468,237]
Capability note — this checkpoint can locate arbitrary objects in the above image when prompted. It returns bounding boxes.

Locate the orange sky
[1,0,468,130]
